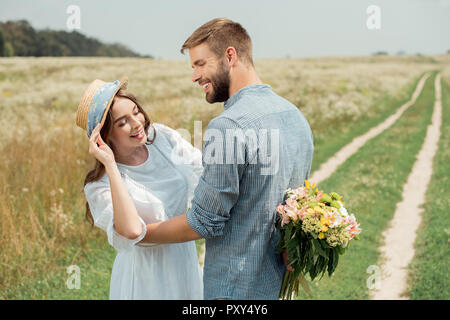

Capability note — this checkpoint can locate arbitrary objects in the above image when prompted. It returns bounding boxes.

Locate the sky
[0,0,449,59]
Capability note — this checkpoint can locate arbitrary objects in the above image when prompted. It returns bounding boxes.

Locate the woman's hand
[89,123,115,167]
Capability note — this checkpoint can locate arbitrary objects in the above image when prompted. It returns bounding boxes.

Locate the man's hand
[282,250,294,272]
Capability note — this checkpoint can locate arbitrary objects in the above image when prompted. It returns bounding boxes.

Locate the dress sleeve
[153,123,204,208]
[84,178,147,252]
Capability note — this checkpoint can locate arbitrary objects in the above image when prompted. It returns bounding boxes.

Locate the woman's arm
[140,214,201,244]
[90,124,143,239]
[105,163,143,239]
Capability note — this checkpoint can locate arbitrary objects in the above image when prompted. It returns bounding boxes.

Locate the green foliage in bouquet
[275,180,361,299]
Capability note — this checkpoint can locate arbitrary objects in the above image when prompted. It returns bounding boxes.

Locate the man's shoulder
[206,114,243,132]
[223,94,305,127]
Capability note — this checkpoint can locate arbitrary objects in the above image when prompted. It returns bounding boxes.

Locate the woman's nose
[130,115,142,128]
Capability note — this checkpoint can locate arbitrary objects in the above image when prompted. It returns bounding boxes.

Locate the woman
[75,76,203,299]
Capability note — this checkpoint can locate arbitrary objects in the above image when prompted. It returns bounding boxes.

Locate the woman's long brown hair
[83,89,156,226]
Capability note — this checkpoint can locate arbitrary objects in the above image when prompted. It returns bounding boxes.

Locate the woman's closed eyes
[118,110,141,127]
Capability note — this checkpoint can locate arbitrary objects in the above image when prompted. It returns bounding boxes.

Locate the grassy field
[309,71,428,173]
[0,55,448,299]
[406,78,450,300]
[296,71,438,299]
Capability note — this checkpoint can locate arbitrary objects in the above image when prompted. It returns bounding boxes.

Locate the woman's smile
[130,127,145,140]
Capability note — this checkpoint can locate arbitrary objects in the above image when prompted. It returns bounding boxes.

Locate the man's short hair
[181,18,254,66]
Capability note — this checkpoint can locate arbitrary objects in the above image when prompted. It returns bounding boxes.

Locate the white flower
[330,213,343,228]
[338,204,349,217]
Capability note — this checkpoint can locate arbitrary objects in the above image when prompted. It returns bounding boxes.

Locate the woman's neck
[114,144,149,166]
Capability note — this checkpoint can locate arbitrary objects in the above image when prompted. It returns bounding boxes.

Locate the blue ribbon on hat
[86,80,121,137]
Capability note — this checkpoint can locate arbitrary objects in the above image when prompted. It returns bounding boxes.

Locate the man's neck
[229,64,262,98]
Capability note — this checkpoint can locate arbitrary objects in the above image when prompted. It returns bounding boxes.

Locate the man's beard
[206,61,230,103]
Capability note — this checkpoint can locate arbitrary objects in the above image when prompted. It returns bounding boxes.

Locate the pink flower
[298,207,307,220]
[285,198,300,220]
[316,190,323,201]
[294,187,308,199]
[285,198,297,209]
[344,214,361,239]
[288,187,307,200]
[281,213,291,227]
[285,208,299,221]
[276,204,285,216]
[277,204,294,227]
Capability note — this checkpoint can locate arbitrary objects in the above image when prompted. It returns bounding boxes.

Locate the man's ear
[225,47,238,67]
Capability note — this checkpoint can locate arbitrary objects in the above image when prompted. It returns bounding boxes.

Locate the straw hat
[76,76,128,137]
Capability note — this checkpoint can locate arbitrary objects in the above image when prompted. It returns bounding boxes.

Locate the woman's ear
[106,135,115,152]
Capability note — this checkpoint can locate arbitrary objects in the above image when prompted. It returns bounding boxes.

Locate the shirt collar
[224,84,271,110]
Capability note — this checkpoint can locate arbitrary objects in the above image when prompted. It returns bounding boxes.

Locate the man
[141,18,314,300]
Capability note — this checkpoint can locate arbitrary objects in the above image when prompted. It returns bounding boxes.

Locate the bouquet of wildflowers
[276,180,361,299]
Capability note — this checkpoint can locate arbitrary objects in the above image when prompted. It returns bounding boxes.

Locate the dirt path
[310,72,430,184]
[371,73,442,300]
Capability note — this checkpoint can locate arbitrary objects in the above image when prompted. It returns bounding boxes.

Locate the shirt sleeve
[84,178,147,252]
[185,117,246,239]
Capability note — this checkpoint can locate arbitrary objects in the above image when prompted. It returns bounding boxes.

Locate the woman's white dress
[84,123,204,299]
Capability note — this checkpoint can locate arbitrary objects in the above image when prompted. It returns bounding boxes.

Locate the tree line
[0,20,151,58]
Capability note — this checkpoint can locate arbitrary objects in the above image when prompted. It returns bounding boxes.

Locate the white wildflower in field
[0,56,441,149]
[49,201,72,235]
[0,55,447,294]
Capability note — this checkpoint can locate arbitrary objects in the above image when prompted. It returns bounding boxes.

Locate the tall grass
[0,123,91,289]
[0,56,445,298]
